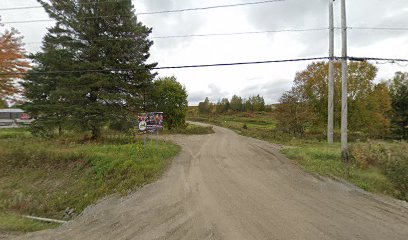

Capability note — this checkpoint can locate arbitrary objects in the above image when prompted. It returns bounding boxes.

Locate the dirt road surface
[14,124,408,240]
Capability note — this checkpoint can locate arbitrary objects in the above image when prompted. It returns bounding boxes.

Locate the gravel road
[14,124,408,240]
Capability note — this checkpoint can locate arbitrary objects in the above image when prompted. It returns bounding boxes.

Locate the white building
[0,109,32,127]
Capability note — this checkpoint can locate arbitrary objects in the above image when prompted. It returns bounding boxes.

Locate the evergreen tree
[198,97,210,114]
[390,72,408,139]
[23,0,156,139]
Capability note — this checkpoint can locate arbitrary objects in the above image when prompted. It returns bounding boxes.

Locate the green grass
[0,128,32,139]
[281,143,396,195]
[0,129,180,233]
[163,123,214,135]
[0,213,57,233]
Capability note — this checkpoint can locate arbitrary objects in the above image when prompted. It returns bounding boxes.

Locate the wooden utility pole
[328,0,335,144]
[341,0,349,161]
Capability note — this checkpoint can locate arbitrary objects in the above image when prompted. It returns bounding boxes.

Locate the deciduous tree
[389,72,408,139]
[152,76,188,130]
[275,86,316,136]
[276,61,391,137]
[0,20,30,102]
[230,95,243,112]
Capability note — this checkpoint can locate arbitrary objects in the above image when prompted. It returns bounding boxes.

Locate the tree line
[275,61,408,139]
[0,1,188,139]
[198,94,271,114]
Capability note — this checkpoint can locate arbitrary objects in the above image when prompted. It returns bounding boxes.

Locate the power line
[0,57,329,76]
[152,28,328,39]
[136,0,286,15]
[23,27,328,45]
[0,6,42,11]
[1,0,286,24]
[19,26,408,46]
[346,56,408,62]
[3,19,54,24]
[333,26,408,31]
[348,27,408,31]
[1,56,407,77]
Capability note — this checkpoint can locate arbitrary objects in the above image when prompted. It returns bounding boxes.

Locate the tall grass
[350,142,408,200]
[282,144,396,196]
[0,129,180,232]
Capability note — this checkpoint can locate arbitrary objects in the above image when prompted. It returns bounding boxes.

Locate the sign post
[137,112,164,151]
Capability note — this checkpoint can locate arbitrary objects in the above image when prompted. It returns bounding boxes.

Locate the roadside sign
[138,121,147,132]
[137,112,163,133]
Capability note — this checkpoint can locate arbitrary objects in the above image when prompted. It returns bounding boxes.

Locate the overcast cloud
[1,0,407,105]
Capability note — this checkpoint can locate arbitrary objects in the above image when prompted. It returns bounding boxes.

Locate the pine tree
[23,0,157,139]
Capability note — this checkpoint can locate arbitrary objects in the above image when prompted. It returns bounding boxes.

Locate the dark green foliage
[164,123,214,135]
[152,76,188,130]
[198,95,265,114]
[216,98,230,113]
[230,95,243,112]
[198,97,210,114]
[389,72,408,139]
[23,0,156,139]
[0,98,7,108]
[246,95,265,112]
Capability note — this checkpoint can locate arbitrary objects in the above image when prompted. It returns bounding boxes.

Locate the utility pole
[341,0,349,161]
[328,0,334,144]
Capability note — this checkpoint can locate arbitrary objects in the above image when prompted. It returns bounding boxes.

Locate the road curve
[15,124,408,240]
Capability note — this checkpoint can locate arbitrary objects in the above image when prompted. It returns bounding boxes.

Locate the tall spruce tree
[23,0,156,139]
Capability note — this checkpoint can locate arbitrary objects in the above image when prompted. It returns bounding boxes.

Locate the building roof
[0,109,24,113]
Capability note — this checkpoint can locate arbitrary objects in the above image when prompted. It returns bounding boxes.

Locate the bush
[350,142,408,200]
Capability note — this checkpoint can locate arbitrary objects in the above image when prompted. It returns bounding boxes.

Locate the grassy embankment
[188,110,407,201]
[0,127,185,233]
[163,123,214,135]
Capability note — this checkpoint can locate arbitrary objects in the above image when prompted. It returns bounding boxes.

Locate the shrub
[350,142,408,200]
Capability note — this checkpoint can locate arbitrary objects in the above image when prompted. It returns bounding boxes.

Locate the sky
[1,0,408,105]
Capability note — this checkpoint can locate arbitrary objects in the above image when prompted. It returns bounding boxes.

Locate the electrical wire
[136,0,286,15]
[346,56,408,62]
[22,27,328,45]
[348,27,408,31]
[1,56,407,77]
[0,57,329,76]
[1,0,286,24]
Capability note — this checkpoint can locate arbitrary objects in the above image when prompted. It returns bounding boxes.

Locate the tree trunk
[91,125,100,140]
